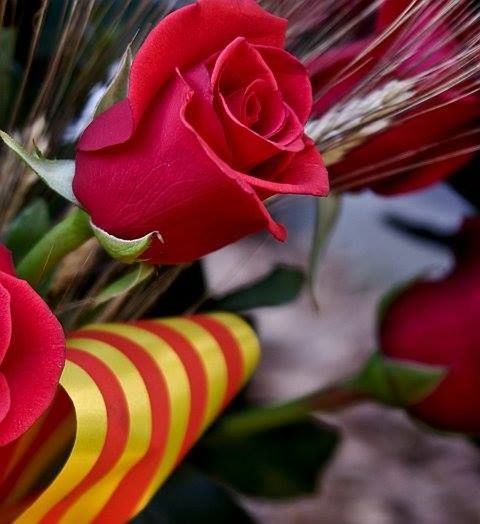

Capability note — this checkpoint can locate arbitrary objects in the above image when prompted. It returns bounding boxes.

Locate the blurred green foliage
[133,466,254,524]
[192,419,339,500]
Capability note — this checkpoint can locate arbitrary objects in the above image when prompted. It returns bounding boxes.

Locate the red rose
[74,0,329,265]
[380,218,480,434]
[0,245,65,445]
[308,0,480,195]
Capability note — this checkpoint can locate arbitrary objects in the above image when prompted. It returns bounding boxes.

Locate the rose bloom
[308,0,480,195]
[74,0,329,265]
[0,245,65,445]
[380,218,480,434]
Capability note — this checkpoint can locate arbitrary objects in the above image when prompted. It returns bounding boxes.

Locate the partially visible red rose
[0,244,65,445]
[308,0,480,195]
[74,0,329,265]
[380,218,480,434]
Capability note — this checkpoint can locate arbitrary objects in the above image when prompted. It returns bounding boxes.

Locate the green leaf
[345,352,446,407]
[308,195,341,307]
[4,199,50,262]
[94,264,154,306]
[193,419,339,499]
[0,28,16,125]
[0,131,78,205]
[214,265,304,311]
[94,46,132,117]
[132,465,253,524]
[91,221,160,264]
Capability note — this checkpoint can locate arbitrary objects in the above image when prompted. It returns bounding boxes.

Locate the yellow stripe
[156,318,227,430]
[88,324,190,516]
[15,362,107,523]
[60,338,152,523]
[207,313,261,384]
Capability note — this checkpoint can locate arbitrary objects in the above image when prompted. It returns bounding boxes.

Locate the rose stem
[16,207,92,287]
[206,385,365,443]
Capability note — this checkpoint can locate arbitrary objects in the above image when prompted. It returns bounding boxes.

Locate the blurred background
[204,182,480,523]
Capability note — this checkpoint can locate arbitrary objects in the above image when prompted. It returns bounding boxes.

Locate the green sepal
[91,221,161,264]
[345,352,446,407]
[94,46,132,117]
[308,195,341,308]
[0,131,78,205]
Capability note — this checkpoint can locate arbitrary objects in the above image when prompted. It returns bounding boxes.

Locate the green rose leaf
[193,419,339,499]
[214,264,304,311]
[94,46,132,117]
[0,131,78,205]
[345,352,446,407]
[91,221,161,264]
[4,199,51,262]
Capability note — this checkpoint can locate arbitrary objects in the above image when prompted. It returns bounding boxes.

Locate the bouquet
[0,0,479,521]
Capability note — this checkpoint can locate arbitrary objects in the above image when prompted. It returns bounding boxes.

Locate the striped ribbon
[0,313,259,523]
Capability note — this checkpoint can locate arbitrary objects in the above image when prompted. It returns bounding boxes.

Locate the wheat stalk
[306,79,417,165]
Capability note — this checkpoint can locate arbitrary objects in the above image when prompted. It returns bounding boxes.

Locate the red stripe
[74,329,171,523]
[135,320,208,458]
[0,389,73,503]
[41,348,130,523]
[189,316,244,407]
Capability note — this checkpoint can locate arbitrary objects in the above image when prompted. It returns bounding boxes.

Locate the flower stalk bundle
[0,0,479,521]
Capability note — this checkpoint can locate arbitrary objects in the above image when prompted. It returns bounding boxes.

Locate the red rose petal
[0,284,12,365]
[219,93,303,169]
[268,104,305,146]
[79,0,287,152]
[308,38,375,116]
[0,373,10,425]
[212,41,306,172]
[180,63,233,163]
[329,96,480,194]
[211,37,278,95]
[257,45,313,124]
[183,71,328,199]
[78,99,134,152]
[180,66,288,241]
[380,255,480,435]
[376,0,415,31]
[76,71,286,264]
[0,272,65,446]
[247,140,330,197]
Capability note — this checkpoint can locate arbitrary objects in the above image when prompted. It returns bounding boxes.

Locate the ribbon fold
[0,313,259,523]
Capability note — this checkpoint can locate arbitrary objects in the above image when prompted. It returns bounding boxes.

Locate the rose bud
[74,0,329,265]
[308,0,480,195]
[0,244,65,445]
[379,218,480,434]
